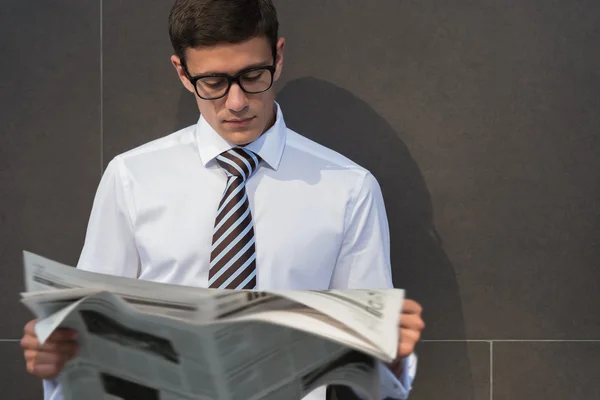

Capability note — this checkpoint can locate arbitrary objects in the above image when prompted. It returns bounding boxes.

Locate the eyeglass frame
[181,61,277,100]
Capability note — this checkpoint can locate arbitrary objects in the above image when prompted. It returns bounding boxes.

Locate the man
[20,0,425,399]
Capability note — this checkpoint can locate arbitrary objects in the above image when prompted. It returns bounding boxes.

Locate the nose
[225,82,249,113]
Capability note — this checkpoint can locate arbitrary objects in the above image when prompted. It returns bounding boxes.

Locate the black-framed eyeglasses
[182,63,276,100]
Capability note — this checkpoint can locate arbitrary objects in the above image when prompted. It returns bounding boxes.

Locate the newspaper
[21,251,405,400]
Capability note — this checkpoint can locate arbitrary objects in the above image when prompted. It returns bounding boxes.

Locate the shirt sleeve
[43,157,140,400]
[330,172,417,400]
[75,156,140,277]
[42,379,63,400]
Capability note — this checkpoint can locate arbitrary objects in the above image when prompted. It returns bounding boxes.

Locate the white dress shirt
[43,102,417,400]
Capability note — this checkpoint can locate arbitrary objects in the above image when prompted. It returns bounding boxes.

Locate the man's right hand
[20,319,79,380]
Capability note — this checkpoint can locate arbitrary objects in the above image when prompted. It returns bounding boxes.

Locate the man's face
[172,36,285,146]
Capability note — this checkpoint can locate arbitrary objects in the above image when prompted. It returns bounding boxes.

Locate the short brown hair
[168,0,279,63]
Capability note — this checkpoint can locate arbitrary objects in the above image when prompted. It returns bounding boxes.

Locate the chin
[224,130,261,146]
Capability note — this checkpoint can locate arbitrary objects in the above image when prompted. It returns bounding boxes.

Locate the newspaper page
[22,251,217,322]
[22,251,404,361]
[21,251,403,400]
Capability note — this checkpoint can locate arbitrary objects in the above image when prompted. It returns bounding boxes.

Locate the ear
[273,37,285,82]
[171,54,196,94]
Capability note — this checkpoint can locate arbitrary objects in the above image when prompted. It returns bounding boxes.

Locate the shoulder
[116,124,197,162]
[104,124,197,176]
[283,128,381,195]
[284,128,371,176]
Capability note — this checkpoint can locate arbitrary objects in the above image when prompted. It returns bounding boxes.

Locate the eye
[242,70,265,82]
[200,77,227,88]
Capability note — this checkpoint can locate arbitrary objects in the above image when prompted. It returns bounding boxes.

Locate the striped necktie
[208,147,260,290]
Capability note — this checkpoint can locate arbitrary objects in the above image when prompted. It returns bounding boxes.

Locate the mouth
[223,116,255,127]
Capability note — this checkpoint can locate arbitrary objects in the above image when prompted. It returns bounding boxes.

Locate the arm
[330,172,418,400]
[76,157,140,276]
[42,157,140,400]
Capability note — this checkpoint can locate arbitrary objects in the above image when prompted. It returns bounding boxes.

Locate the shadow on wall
[276,77,473,400]
[175,77,475,399]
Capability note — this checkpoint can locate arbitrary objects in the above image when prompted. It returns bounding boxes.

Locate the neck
[264,102,278,133]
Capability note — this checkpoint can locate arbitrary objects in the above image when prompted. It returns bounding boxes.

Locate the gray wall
[2,1,599,399]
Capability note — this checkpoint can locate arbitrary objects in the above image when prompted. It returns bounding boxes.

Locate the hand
[398,299,424,358]
[387,299,425,376]
[20,319,79,380]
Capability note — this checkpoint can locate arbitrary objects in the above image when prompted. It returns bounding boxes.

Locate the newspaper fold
[21,251,404,400]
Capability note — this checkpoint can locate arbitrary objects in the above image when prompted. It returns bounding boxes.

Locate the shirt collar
[195,101,286,170]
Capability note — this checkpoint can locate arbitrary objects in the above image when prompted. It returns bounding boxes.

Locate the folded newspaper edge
[21,250,405,400]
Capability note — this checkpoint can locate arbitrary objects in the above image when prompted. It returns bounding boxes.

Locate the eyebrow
[191,60,272,77]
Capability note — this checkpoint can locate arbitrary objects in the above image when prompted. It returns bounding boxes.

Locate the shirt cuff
[378,352,418,399]
[43,378,64,400]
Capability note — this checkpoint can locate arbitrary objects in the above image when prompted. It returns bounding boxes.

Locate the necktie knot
[216,148,260,181]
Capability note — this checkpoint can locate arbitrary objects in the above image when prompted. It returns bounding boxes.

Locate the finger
[399,314,426,331]
[20,334,41,351]
[398,341,415,358]
[24,349,64,365]
[26,358,65,380]
[23,319,38,335]
[44,341,79,359]
[397,327,421,358]
[399,328,420,345]
[401,299,422,315]
[24,346,78,368]
[21,335,78,356]
[23,347,77,365]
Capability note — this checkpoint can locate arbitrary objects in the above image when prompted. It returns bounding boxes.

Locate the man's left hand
[387,299,425,377]
[398,299,424,358]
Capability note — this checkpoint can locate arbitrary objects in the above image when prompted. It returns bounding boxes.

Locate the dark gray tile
[494,342,600,400]
[408,342,490,400]
[0,341,44,400]
[0,1,100,336]
[275,0,600,339]
[102,0,197,164]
